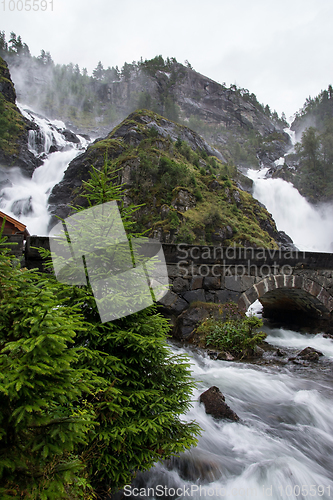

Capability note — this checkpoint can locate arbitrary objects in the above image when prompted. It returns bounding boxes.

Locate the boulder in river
[199,386,239,421]
[296,347,324,362]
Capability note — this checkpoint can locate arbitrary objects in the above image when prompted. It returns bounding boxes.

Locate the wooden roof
[0,210,30,236]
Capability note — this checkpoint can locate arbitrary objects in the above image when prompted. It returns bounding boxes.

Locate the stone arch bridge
[160,243,333,327]
[8,236,333,328]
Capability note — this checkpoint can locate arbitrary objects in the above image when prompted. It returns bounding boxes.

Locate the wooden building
[0,211,30,239]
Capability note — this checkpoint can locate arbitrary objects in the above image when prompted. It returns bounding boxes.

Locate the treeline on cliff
[0,31,188,126]
[0,29,290,169]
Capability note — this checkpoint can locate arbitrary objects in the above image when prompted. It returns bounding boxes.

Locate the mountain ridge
[48,108,293,249]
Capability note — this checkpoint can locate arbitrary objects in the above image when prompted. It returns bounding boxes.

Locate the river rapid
[131,328,333,500]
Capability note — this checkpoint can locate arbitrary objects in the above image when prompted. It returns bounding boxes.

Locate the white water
[0,105,89,235]
[247,169,333,252]
[265,328,333,359]
[136,340,333,500]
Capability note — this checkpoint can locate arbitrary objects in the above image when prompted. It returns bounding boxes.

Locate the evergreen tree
[0,225,98,499]
[92,61,104,81]
[296,126,321,172]
[0,31,7,56]
[60,161,201,495]
[0,162,200,498]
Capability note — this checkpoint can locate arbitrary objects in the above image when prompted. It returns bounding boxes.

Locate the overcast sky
[2,0,333,120]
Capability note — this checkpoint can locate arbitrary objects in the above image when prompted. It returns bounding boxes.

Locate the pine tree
[92,61,104,81]
[51,160,201,496]
[0,224,98,499]
[1,160,200,498]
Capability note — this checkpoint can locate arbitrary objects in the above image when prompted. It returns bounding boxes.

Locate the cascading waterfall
[0,105,89,235]
[247,169,333,252]
[247,131,333,252]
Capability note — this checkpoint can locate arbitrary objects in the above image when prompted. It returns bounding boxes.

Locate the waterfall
[247,166,333,253]
[0,105,89,235]
[245,125,333,252]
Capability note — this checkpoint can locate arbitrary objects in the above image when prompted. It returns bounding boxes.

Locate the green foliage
[148,126,159,138]
[93,111,279,248]
[295,127,321,172]
[0,91,26,155]
[168,210,180,229]
[284,85,333,201]
[290,119,333,202]
[193,187,203,201]
[139,55,178,76]
[293,84,333,132]
[62,159,200,494]
[196,303,266,357]
[0,227,97,499]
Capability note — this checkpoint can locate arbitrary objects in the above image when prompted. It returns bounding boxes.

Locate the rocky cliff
[48,109,292,249]
[0,57,41,176]
[6,55,291,171]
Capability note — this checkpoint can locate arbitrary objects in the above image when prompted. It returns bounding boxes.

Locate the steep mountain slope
[1,42,291,171]
[49,109,292,249]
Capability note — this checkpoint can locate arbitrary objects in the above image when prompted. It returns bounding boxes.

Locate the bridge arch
[238,274,333,319]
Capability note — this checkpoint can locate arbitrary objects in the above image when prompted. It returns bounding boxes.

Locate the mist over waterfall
[0,105,89,235]
[247,168,333,252]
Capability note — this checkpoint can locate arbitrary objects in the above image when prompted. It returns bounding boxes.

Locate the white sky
[2,0,333,120]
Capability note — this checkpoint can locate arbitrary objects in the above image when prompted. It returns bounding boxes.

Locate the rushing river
[130,331,333,500]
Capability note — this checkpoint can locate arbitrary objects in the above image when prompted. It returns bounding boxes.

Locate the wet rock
[165,452,223,482]
[275,348,286,357]
[0,178,13,190]
[174,305,208,340]
[217,351,235,361]
[253,345,265,357]
[48,144,58,154]
[199,386,239,421]
[296,347,324,362]
[207,350,219,359]
[276,230,298,251]
[11,196,33,217]
[62,129,80,144]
